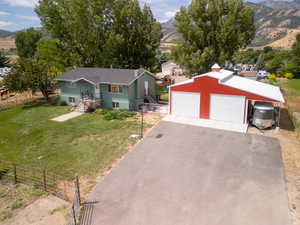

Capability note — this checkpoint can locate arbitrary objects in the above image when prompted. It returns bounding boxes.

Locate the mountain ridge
[160,0,300,51]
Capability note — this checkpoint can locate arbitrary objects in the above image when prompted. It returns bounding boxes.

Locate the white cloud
[0,11,10,16]
[165,9,179,19]
[17,15,39,21]
[0,21,17,28]
[2,0,38,8]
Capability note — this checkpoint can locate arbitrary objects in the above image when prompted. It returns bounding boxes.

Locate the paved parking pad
[88,121,290,225]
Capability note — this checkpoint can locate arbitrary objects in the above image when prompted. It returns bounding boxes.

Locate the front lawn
[0,104,141,179]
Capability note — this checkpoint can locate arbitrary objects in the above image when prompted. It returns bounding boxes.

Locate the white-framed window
[108,85,122,93]
[112,102,120,109]
[69,97,76,103]
[67,82,77,88]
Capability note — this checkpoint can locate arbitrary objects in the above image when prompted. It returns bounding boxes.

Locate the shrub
[100,109,136,120]
[58,100,67,106]
[11,199,24,210]
[284,72,294,79]
[268,74,277,81]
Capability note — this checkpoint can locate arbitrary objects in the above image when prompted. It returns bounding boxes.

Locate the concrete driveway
[88,121,290,225]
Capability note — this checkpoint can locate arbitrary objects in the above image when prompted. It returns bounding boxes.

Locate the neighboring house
[55,68,156,110]
[161,61,184,76]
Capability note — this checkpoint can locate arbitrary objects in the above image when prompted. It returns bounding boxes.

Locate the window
[67,82,77,88]
[108,85,122,93]
[112,102,120,109]
[69,97,76,103]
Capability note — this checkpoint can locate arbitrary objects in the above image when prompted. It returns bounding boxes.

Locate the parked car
[251,101,275,129]
[257,70,270,79]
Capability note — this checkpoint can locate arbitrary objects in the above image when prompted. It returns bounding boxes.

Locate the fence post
[72,205,77,225]
[13,164,17,184]
[43,169,47,191]
[75,175,81,206]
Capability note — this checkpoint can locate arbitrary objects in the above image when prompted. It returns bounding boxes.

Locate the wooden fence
[0,161,72,201]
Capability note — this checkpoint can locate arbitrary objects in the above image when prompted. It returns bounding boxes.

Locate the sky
[0,0,270,32]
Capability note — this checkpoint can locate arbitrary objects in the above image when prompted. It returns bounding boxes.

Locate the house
[168,64,284,131]
[0,67,11,77]
[55,68,156,110]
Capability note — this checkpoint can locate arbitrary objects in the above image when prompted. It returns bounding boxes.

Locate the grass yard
[0,104,142,179]
[281,79,300,96]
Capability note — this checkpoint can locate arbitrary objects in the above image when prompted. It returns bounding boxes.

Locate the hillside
[161,0,300,52]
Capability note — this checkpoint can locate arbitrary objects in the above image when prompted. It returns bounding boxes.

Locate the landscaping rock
[129,134,142,140]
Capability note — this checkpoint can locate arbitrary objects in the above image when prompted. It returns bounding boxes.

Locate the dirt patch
[128,112,165,126]
[2,195,69,225]
[248,106,300,225]
[287,96,300,113]
[0,91,59,110]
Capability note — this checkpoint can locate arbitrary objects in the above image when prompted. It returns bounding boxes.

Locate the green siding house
[55,68,156,110]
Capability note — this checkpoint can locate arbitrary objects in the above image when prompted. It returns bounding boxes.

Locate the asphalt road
[88,121,290,225]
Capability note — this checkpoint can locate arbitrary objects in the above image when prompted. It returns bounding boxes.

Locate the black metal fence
[69,176,81,225]
[69,176,95,225]
[0,161,72,201]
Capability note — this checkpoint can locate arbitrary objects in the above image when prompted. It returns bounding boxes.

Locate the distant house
[161,61,184,76]
[55,68,157,110]
[0,67,11,77]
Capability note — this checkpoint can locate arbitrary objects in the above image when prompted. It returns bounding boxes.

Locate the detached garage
[168,64,285,131]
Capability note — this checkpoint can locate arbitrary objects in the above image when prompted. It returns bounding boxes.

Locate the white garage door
[210,94,245,124]
[171,91,200,118]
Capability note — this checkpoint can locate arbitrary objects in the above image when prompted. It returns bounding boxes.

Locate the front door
[145,81,149,96]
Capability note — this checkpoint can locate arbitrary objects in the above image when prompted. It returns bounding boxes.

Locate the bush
[98,109,136,120]
[268,74,277,81]
[58,100,67,106]
[284,72,294,79]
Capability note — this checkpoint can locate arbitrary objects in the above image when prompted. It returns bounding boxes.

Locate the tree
[171,0,255,74]
[265,50,291,74]
[36,38,71,71]
[36,0,162,70]
[0,51,9,67]
[233,49,261,65]
[4,58,61,101]
[15,28,42,58]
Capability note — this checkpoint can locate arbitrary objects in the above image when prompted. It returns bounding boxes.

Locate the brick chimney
[211,63,221,72]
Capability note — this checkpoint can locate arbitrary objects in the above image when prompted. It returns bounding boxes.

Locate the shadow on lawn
[22,96,61,110]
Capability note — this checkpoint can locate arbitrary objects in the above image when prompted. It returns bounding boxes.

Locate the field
[0,104,142,179]
[0,39,16,51]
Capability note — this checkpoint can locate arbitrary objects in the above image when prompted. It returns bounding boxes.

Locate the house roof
[170,68,285,103]
[55,68,152,85]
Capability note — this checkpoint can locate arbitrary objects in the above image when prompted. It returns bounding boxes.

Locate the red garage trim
[171,76,277,120]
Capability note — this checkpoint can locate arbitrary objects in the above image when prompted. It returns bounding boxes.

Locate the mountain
[160,0,300,52]
[0,30,15,39]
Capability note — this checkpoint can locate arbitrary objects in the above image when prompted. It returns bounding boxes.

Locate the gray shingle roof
[55,68,148,85]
